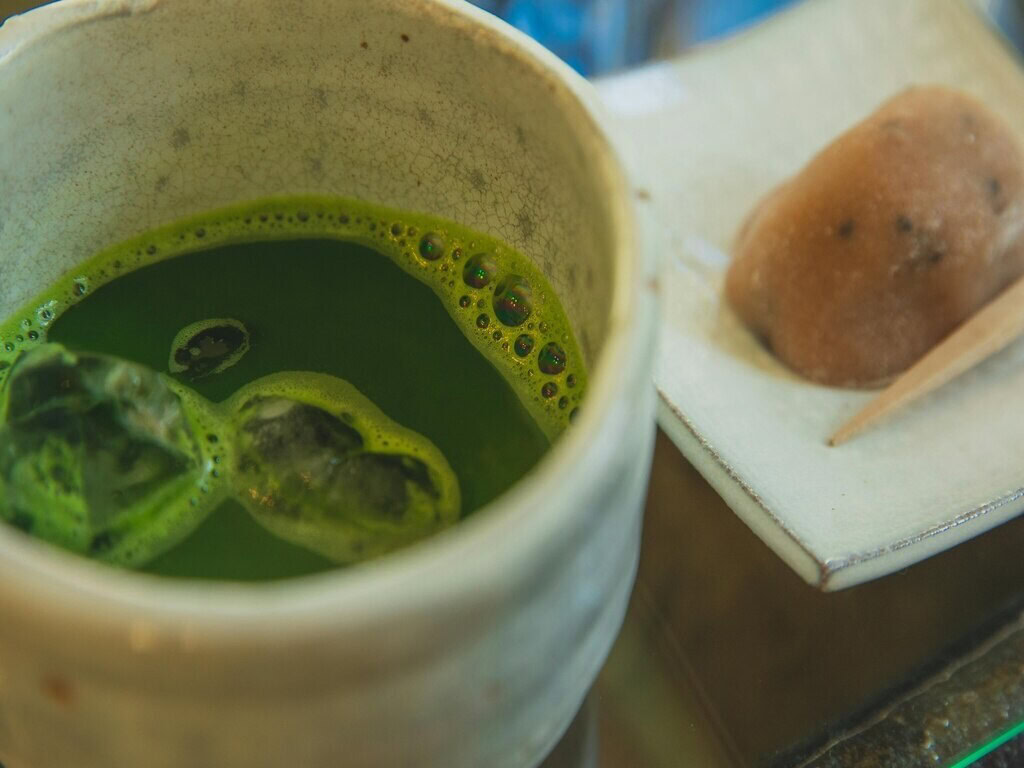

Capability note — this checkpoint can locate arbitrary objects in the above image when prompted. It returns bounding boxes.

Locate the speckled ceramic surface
[598,0,1024,590]
[0,2,657,766]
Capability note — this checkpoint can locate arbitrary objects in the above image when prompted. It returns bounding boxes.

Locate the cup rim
[0,0,649,636]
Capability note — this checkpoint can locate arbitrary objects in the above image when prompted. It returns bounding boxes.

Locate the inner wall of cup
[0,0,616,365]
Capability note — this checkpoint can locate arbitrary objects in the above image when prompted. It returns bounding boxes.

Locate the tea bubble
[514,334,535,357]
[459,295,472,308]
[537,342,567,375]
[168,318,250,381]
[36,302,57,327]
[493,276,533,326]
[419,233,445,261]
[559,396,569,410]
[541,382,558,399]
[463,253,497,289]
[566,373,577,388]
[476,314,490,329]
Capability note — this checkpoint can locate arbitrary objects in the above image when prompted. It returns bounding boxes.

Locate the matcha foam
[0,197,586,437]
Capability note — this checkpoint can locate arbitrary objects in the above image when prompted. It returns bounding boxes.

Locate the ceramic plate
[597,0,1024,590]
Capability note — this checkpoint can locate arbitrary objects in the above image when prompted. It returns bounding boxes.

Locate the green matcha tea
[0,197,587,580]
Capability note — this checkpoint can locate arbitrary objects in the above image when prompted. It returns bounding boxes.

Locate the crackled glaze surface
[0,0,613,366]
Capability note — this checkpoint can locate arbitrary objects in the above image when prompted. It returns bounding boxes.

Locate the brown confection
[725,86,1024,387]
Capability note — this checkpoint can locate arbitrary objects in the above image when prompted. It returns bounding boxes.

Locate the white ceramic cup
[0,1,657,766]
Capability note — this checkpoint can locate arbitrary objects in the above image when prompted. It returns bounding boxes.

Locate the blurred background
[5,0,1019,76]
[467,0,800,75]
[3,1,1022,76]
[467,0,1024,76]
[0,0,801,73]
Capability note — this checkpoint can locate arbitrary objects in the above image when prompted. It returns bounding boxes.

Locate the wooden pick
[829,272,1024,446]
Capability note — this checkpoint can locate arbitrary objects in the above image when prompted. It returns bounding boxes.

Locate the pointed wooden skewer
[829,272,1024,446]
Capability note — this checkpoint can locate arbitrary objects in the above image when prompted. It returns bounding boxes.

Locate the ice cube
[0,344,225,566]
[228,373,461,564]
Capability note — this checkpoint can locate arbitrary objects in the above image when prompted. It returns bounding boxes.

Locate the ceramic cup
[0,1,657,766]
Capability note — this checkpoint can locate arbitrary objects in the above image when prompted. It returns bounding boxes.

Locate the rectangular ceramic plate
[596,0,1024,590]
